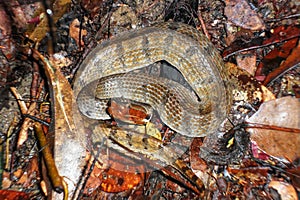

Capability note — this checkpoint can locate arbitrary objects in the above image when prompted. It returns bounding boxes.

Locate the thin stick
[34,122,64,193]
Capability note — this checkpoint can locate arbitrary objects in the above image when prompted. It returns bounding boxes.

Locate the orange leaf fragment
[99,167,144,193]
[0,189,30,200]
[227,166,269,186]
[107,99,151,125]
[69,18,87,47]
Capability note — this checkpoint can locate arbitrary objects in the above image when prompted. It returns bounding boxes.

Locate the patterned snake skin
[71,22,234,192]
[73,22,233,138]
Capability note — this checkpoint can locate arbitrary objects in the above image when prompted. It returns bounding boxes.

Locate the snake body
[73,22,232,138]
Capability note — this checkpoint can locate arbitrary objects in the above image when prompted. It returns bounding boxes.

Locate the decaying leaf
[69,18,87,48]
[224,0,265,30]
[28,0,71,42]
[227,166,269,186]
[269,180,298,200]
[255,26,299,83]
[247,96,300,162]
[263,38,300,85]
[84,150,146,194]
[33,50,86,199]
[0,190,30,200]
[236,52,257,76]
[190,138,211,186]
[107,99,151,125]
[99,167,144,193]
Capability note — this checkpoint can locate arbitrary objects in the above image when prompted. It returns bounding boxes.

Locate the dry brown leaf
[33,51,86,199]
[261,85,276,102]
[269,180,298,200]
[52,53,72,68]
[69,18,87,47]
[224,0,265,30]
[29,0,71,42]
[1,175,12,189]
[227,166,269,186]
[246,96,300,162]
[236,52,257,76]
[190,138,211,187]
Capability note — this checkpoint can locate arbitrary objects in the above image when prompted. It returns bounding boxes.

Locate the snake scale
[73,22,232,137]
[72,22,233,192]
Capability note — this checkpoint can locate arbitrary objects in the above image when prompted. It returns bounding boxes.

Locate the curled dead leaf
[269,180,298,200]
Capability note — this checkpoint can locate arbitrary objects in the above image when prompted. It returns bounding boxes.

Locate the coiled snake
[73,22,232,138]
[72,22,233,191]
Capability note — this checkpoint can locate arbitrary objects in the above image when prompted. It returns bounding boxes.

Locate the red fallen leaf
[255,26,300,82]
[263,26,300,45]
[190,138,207,172]
[106,152,147,173]
[255,37,298,82]
[0,190,30,200]
[251,141,270,161]
[263,40,300,85]
[107,99,151,125]
[189,138,211,191]
[27,13,45,24]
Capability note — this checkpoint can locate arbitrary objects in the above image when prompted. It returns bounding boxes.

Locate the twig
[10,87,28,114]
[223,34,300,60]
[30,61,40,102]
[22,114,50,126]
[244,123,300,133]
[10,77,45,147]
[197,10,210,39]
[10,87,31,147]
[265,13,300,22]
[4,114,19,170]
[75,141,104,200]
[41,0,56,54]
[34,122,64,194]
